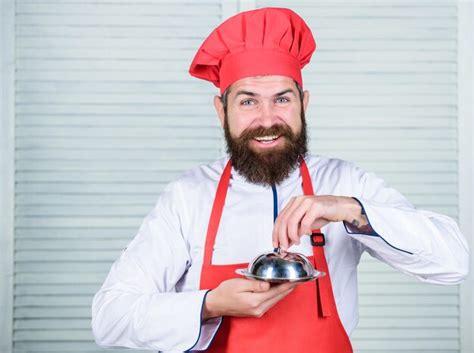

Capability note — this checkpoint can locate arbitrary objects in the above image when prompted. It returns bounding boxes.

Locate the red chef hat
[189,7,316,94]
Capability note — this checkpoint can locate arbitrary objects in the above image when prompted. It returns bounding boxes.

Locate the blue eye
[276,97,290,103]
[241,99,255,106]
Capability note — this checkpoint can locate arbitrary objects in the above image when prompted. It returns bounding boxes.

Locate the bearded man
[91,8,469,353]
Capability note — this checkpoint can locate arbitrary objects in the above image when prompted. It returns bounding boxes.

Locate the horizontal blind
[14,1,223,353]
[256,1,460,352]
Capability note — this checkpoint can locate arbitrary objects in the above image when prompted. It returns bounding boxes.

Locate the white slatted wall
[14,1,223,353]
[13,1,462,353]
[256,1,460,352]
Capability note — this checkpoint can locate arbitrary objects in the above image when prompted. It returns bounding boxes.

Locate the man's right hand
[202,278,298,320]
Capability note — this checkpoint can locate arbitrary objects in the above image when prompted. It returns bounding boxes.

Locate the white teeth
[254,135,279,142]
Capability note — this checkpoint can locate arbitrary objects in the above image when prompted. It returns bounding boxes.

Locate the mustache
[223,113,308,186]
[238,124,294,142]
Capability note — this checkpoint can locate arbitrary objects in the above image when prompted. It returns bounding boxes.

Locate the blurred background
[1,1,473,353]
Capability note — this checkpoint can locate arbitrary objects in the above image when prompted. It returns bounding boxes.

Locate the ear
[214,95,225,128]
[302,90,310,113]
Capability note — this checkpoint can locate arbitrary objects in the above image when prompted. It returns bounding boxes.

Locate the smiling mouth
[253,135,280,144]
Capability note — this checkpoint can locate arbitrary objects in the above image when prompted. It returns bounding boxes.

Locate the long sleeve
[343,163,469,284]
[91,182,221,351]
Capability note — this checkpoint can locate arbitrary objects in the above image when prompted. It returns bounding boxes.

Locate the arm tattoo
[351,219,360,227]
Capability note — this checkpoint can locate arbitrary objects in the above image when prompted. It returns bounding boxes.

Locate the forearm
[332,160,469,284]
[343,198,469,284]
[92,287,218,351]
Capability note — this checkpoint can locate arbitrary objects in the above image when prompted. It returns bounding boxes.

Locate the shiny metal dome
[239,249,324,283]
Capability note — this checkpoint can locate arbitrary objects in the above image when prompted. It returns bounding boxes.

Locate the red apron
[199,160,353,353]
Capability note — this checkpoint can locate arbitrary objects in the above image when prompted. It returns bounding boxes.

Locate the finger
[253,281,298,302]
[273,214,289,250]
[310,219,330,231]
[299,202,324,235]
[258,286,296,314]
[299,216,313,237]
[251,280,271,292]
[297,219,329,247]
[286,196,317,246]
[286,198,315,245]
[277,197,306,250]
[283,198,306,246]
[275,281,299,292]
[272,197,296,248]
[235,278,270,293]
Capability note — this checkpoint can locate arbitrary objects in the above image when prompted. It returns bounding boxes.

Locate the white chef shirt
[91,155,469,352]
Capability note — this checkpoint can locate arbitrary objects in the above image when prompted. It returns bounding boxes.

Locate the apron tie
[300,160,332,318]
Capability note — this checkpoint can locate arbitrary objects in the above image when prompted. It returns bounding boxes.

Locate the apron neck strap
[300,157,315,196]
[202,159,233,266]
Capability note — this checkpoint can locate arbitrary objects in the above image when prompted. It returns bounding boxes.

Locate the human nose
[256,100,278,128]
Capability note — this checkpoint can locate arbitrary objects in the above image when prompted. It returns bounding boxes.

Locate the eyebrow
[234,88,297,98]
[234,90,257,97]
[274,88,297,97]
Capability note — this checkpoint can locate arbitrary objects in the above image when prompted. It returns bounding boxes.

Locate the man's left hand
[272,195,364,250]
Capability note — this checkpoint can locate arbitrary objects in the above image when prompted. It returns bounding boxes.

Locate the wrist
[340,197,367,225]
[338,197,360,221]
[202,290,220,321]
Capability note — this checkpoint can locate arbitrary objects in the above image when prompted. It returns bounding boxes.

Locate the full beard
[224,112,308,186]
